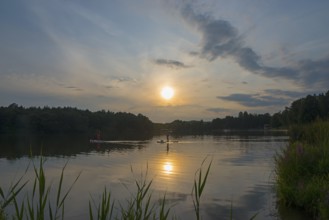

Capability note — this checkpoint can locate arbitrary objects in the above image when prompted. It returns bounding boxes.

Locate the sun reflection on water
[163,161,173,174]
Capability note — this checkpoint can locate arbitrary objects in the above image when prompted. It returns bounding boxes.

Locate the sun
[161,86,174,100]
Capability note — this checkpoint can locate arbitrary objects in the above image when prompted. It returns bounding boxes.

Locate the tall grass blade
[27,198,34,220]
[89,187,114,220]
[159,193,171,220]
[249,212,259,220]
[142,180,152,200]
[49,203,53,220]
[0,162,29,211]
[32,177,36,202]
[0,188,4,199]
[13,197,24,220]
[88,201,94,220]
[56,161,68,207]
[57,170,81,209]
[192,158,213,220]
[1,180,28,209]
[200,160,212,194]
[143,194,153,219]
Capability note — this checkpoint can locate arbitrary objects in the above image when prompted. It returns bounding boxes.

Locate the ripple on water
[0,135,290,220]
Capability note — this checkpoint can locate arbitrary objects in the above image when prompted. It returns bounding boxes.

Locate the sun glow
[163,162,173,174]
[161,86,174,100]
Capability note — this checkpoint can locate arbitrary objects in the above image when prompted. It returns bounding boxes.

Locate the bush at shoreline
[276,121,329,219]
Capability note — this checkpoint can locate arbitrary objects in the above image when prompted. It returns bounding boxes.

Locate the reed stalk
[1,156,80,220]
[89,187,114,220]
[192,157,212,220]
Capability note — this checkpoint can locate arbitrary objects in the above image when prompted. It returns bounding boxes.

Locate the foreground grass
[275,121,329,219]
[1,157,218,220]
[0,157,80,220]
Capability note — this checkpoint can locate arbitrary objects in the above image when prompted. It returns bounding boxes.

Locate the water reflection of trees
[0,135,147,159]
[91,142,147,154]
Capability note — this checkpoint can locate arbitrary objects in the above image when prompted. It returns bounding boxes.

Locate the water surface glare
[0,135,291,219]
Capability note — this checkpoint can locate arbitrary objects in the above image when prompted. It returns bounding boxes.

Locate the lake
[0,133,308,219]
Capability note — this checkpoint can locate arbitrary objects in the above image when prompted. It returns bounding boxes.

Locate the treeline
[160,112,272,135]
[271,91,329,127]
[162,90,329,135]
[1,91,328,137]
[0,104,153,139]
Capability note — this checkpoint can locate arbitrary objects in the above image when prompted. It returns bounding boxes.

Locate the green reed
[0,156,80,220]
[192,158,212,220]
[27,157,80,220]
[115,165,172,220]
[89,187,114,220]
[276,121,329,219]
[0,165,28,220]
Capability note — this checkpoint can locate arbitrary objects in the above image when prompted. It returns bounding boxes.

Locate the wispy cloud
[65,86,83,91]
[153,58,191,69]
[180,4,329,89]
[110,76,137,83]
[206,107,229,113]
[264,89,307,98]
[217,93,288,107]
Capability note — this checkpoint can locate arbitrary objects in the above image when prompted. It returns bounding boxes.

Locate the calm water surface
[0,134,305,219]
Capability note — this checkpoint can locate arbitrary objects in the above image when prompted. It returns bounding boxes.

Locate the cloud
[180,4,329,89]
[109,76,137,84]
[65,86,83,91]
[264,89,307,98]
[296,57,329,87]
[206,108,229,113]
[104,85,115,89]
[153,59,191,69]
[181,6,240,60]
[217,93,288,107]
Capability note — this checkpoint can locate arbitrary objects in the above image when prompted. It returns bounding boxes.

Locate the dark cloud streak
[217,93,288,107]
[180,4,329,88]
[206,107,229,113]
[154,59,191,69]
[264,89,307,98]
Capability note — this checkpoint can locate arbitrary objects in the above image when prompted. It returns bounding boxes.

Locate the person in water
[95,130,101,140]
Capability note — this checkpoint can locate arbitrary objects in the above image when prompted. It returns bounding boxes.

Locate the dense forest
[271,91,329,126]
[160,90,329,134]
[0,104,153,139]
[0,90,328,138]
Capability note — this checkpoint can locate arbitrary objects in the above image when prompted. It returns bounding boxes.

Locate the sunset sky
[1,0,329,122]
